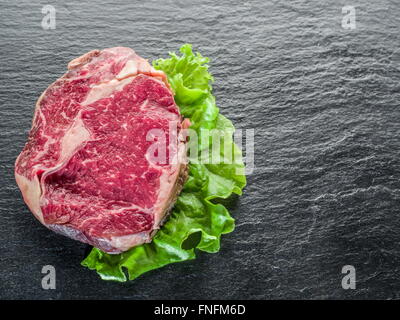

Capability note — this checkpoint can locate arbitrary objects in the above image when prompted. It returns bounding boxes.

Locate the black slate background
[1,0,400,299]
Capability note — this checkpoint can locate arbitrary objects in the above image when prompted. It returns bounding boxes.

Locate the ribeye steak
[15,47,188,253]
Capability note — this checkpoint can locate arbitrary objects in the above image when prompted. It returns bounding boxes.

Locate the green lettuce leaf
[81,44,246,281]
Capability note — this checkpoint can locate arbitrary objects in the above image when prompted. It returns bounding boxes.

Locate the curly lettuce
[81,44,246,281]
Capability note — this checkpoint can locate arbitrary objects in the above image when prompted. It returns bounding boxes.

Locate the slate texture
[0,0,399,299]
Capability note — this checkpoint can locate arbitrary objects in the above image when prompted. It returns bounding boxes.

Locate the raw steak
[15,48,189,253]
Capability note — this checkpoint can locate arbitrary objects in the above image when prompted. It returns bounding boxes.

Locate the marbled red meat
[15,48,188,253]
